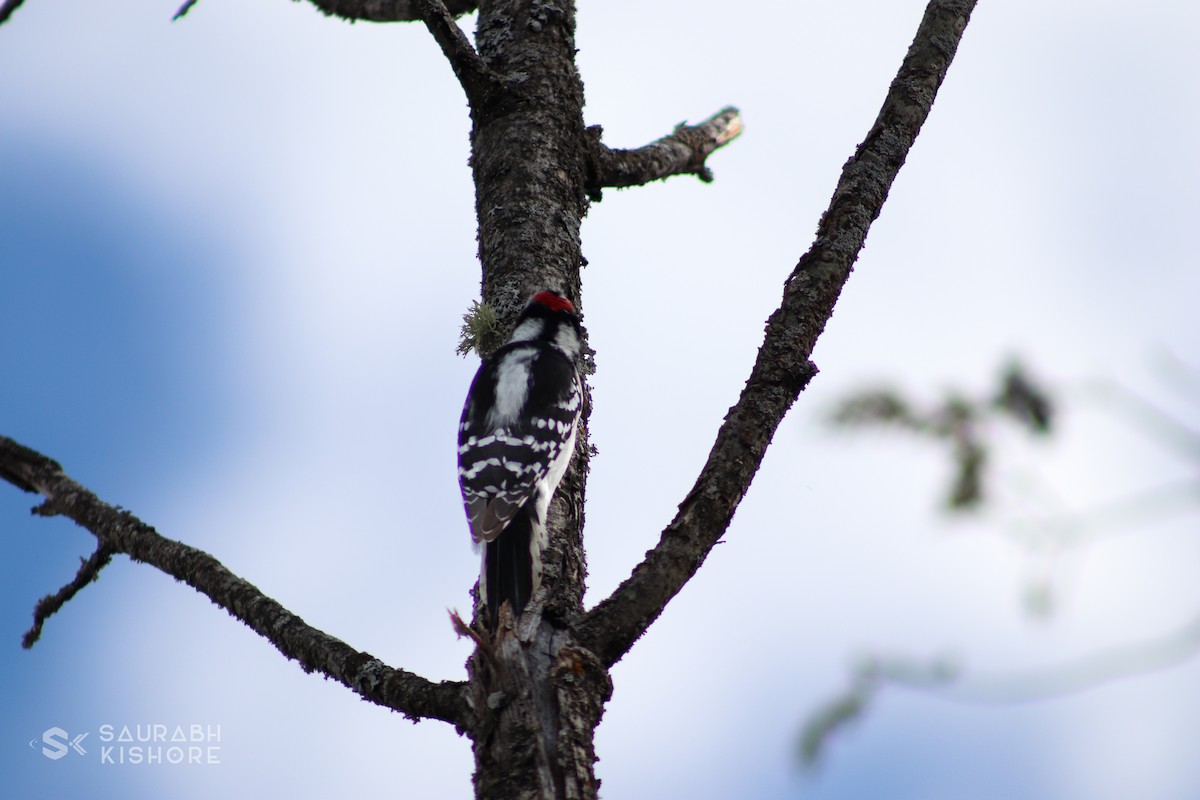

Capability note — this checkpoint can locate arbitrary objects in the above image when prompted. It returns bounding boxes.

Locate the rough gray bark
[446,3,603,795]
[0,1,979,798]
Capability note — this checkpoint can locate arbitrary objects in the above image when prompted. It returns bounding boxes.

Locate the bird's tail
[482,504,536,628]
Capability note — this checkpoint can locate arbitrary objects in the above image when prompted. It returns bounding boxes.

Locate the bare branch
[23,541,116,649]
[173,0,200,21]
[576,0,980,669]
[586,106,744,195]
[414,0,498,112]
[0,436,53,492]
[0,0,482,27]
[0,0,26,26]
[0,435,471,729]
[298,0,478,23]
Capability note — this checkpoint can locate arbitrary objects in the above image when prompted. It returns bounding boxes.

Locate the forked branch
[414,0,499,112]
[0,435,471,730]
[576,0,980,668]
[0,0,479,29]
[300,0,478,23]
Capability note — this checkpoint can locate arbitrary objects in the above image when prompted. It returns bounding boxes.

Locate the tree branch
[586,106,744,196]
[0,0,26,27]
[575,0,979,669]
[414,0,498,113]
[0,435,472,730]
[173,0,200,21]
[0,0,483,27]
[298,0,478,23]
[23,540,116,648]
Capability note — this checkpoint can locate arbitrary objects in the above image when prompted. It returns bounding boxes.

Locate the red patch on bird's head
[530,291,575,314]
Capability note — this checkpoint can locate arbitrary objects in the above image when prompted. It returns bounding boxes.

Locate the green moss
[457,300,502,357]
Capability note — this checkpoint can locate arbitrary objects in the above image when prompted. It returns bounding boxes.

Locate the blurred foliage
[804,355,1200,771]
[828,361,1054,510]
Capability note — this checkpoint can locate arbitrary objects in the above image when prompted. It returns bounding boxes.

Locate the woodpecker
[457,290,583,627]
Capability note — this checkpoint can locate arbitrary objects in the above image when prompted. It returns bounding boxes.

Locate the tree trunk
[466,2,606,797]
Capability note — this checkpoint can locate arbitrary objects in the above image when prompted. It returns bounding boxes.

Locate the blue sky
[2,1,1199,798]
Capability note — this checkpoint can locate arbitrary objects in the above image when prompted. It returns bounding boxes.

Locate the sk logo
[30,727,89,760]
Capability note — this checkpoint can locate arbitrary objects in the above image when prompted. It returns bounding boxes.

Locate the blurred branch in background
[829,360,1054,511]
[803,610,1200,769]
[1011,368,1200,617]
[1086,375,1200,463]
[805,355,1200,769]
[800,655,959,769]
[1155,348,1200,404]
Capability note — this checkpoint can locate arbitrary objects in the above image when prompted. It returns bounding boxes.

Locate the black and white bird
[457,291,583,626]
